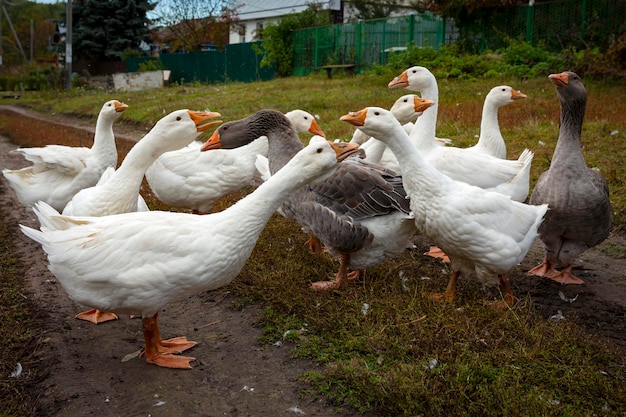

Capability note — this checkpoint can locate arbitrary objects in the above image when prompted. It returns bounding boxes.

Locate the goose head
[149,109,222,154]
[341,98,435,139]
[100,99,129,120]
[487,86,527,107]
[390,94,429,124]
[549,71,586,105]
[289,135,360,174]
[388,66,436,92]
[201,109,294,151]
[284,109,326,137]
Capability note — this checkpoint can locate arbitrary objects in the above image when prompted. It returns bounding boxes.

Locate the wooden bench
[320,64,356,79]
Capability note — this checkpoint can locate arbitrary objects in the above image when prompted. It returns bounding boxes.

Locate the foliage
[384,39,590,80]
[0,65,63,91]
[72,0,154,62]
[345,0,410,21]
[260,4,333,77]
[150,0,239,52]
[0,1,64,67]
[137,59,165,72]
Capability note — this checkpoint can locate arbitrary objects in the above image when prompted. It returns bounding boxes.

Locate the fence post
[356,20,362,68]
[525,3,534,43]
[314,26,319,69]
[409,14,415,44]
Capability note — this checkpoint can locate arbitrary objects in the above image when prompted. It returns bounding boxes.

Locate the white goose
[388,66,533,203]
[2,100,128,211]
[145,109,325,214]
[202,109,419,290]
[353,94,452,171]
[21,137,359,369]
[464,85,527,159]
[350,94,423,145]
[341,106,548,307]
[62,109,222,324]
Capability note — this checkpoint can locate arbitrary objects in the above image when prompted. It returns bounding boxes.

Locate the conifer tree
[72,0,154,61]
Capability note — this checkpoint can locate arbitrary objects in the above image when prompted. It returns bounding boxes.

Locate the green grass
[0,218,45,417]
[2,71,626,416]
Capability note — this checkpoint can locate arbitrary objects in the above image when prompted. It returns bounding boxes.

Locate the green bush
[384,37,615,80]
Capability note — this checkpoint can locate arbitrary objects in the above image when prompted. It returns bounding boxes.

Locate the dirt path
[1,105,625,416]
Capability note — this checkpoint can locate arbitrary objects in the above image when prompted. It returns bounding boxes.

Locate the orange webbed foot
[527,258,560,278]
[549,266,585,285]
[425,246,450,263]
[428,290,456,303]
[144,352,196,369]
[75,309,119,324]
[311,279,345,290]
[159,336,197,354]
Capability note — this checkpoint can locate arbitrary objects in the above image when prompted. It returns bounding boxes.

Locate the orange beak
[114,101,129,112]
[201,129,221,151]
[414,97,435,113]
[339,109,367,127]
[329,141,360,162]
[187,110,222,132]
[309,118,326,138]
[549,72,569,87]
[511,89,527,100]
[388,71,409,89]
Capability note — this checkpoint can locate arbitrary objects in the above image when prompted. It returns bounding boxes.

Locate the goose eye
[222,125,229,131]
[501,88,506,92]
[316,147,323,154]
[403,98,408,102]
[304,116,309,120]
[374,111,380,116]
[176,116,182,121]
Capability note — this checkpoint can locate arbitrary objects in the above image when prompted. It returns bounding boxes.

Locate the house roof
[233,0,330,21]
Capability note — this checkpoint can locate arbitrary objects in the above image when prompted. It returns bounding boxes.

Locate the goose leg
[485,274,519,309]
[549,265,585,285]
[305,235,324,253]
[75,309,118,324]
[311,253,352,290]
[430,270,459,302]
[527,256,560,278]
[140,313,196,369]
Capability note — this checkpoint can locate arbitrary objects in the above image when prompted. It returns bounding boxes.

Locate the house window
[254,22,264,40]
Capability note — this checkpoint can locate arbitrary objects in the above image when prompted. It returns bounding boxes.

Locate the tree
[260,4,332,77]
[0,1,64,67]
[346,0,410,20]
[150,0,239,52]
[72,0,154,62]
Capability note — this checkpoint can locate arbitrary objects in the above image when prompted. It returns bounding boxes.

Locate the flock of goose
[1,66,612,369]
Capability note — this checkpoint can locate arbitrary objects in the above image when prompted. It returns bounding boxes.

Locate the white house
[228,0,342,44]
[229,0,418,45]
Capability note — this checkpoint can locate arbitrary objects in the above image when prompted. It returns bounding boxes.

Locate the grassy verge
[1,71,625,415]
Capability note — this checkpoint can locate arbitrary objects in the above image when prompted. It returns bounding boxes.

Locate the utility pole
[30,19,33,61]
[64,0,72,91]
[0,10,3,66]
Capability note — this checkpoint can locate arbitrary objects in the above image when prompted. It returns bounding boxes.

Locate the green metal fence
[292,0,624,75]
[453,0,625,53]
[126,41,275,84]
[292,13,448,75]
